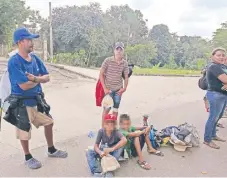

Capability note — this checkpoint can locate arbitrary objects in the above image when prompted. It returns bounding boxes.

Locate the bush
[197,58,206,70]
[53,50,87,67]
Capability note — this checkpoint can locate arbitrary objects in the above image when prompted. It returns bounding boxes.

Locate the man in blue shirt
[8,27,68,169]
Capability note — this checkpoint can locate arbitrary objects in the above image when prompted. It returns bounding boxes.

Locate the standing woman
[204,48,227,149]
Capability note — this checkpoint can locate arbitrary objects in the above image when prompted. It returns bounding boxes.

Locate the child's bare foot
[147,148,157,153]
[147,149,164,156]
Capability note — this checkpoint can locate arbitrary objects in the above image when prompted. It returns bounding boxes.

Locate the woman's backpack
[198,69,208,90]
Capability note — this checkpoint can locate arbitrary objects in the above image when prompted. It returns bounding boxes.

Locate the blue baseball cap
[13,27,40,44]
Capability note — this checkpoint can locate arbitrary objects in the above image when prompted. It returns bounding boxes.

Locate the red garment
[95,79,105,107]
[104,114,117,121]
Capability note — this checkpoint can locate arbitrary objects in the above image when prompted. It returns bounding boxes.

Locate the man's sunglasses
[115,47,123,51]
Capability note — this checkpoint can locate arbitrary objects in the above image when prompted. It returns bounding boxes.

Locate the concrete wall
[0,39,48,60]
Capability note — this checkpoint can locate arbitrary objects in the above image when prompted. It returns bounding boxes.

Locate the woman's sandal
[148,150,164,156]
[212,136,226,142]
[203,141,220,149]
[137,160,151,170]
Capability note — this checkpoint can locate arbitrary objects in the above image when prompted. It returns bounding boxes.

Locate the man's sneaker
[104,172,114,177]
[48,150,68,158]
[25,158,42,169]
[118,156,126,162]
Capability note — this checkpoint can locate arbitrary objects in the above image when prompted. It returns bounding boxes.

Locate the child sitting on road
[86,114,127,177]
[119,114,163,170]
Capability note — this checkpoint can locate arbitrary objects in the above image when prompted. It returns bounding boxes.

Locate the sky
[25,0,227,38]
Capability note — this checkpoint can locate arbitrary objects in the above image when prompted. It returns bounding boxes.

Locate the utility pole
[49,2,53,63]
[43,34,48,62]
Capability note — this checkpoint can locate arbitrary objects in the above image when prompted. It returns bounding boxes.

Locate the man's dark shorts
[130,134,146,157]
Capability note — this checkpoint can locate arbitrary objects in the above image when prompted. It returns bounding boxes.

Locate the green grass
[133,68,201,76]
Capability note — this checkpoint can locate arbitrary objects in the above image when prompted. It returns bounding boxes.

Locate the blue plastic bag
[149,128,159,149]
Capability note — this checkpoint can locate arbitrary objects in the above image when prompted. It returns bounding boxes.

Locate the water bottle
[103,143,109,155]
[2,100,10,113]
[88,131,95,138]
[143,114,149,126]
[123,149,129,159]
[104,143,108,149]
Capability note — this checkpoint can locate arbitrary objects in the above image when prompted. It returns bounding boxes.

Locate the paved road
[0,61,227,177]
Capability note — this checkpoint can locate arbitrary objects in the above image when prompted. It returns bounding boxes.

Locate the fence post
[43,39,48,62]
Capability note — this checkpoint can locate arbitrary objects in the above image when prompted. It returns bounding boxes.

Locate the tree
[86,28,109,66]
[104,5,148,46]
[173,36,211,69]
[24,10,48,35]
[0,1,218,69]
[148,24,172,66]
[125,42,157,67]
[52,3,105,53]
[51,3,112,66]
[213,22,227,49]
[0,0,30,45]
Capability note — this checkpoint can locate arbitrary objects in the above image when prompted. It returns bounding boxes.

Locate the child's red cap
[104,114,117,121]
